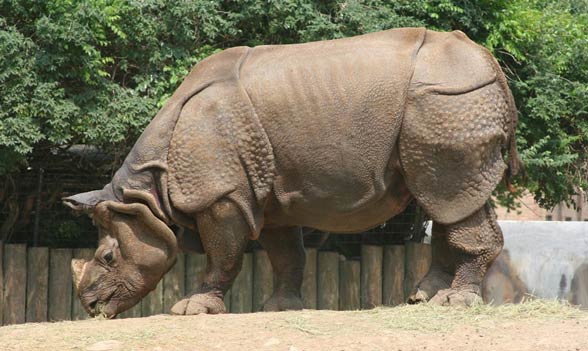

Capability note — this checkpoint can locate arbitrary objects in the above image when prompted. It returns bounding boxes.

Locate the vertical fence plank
[0,241,3,325]
[3,244,27,325]
[119,301,142,319]
[361,245,383,309]
[185,253,207,293]
[404,242,432,299]
[383,245,406,306]
[339,259,360,310]
[49,248,73,321]
[231,253,253,313]
[224,288,232,312]
[72,248,95,320]
[317,251,339,310]
[253,250,273,312]
[141,280,163,317]
[163,253,186,313]
[130,302,142,317]
[302,247,318,309]
[26,247,49,322]
[0,242,430,322]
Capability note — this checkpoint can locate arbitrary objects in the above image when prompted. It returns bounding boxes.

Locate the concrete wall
[485,221,588,307]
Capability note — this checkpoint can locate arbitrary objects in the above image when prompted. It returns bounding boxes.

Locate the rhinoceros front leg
[257,226,305,311]
[171,199,249,315]
[427,203,503,306]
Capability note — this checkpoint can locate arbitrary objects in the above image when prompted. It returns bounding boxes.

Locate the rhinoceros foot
[407,289,430,304]
[170,291,226,315]
[428,287,483,307]
[262,293,304,312]
[407,270,453,304]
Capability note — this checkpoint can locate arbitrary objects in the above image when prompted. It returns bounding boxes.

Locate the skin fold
[63,27,521,317]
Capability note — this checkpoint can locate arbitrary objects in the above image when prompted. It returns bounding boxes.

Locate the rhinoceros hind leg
[428,203,503,306]
[258,227,305,312]
[172,198,249,315]
[408,222,455,304]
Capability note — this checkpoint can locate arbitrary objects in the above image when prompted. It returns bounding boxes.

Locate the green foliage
[1,0,230,163]
[0,0,586,208]
[486,0,588,207]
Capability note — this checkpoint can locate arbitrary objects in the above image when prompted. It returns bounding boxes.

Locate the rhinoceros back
[238,28,426,229]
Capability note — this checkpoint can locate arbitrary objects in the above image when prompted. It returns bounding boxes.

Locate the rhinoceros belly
[263,150,413,233]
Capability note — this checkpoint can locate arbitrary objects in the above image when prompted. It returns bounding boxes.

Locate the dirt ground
[0,300,587,351]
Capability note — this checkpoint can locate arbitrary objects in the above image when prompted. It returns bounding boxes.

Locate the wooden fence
[0,242,431,326]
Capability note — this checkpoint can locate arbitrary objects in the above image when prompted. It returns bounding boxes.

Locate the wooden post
[72,248,95,320]
[3,244,27,324]
[360,245,383,309]
[317,251,339,310]
[49,249,72,321]
[224,288,232,312]
[185,253,207,293]
[383,245,406,306]
[231,253,253,313]
[119,301,142,319]
[141,280,163,317]
[302,247,318,309]
[163,253,186,313]
[253,250,273,312]
[404,242,432,299]
[0,241,4,325]
[26,247,49,322]
[339,259,360,310]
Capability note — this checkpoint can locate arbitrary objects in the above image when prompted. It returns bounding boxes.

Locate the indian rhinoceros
[63,27,521,318]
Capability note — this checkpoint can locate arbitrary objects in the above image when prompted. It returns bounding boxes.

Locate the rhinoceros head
[63,187,178,318]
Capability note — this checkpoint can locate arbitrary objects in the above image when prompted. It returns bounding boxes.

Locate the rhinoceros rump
[64,27,520,317]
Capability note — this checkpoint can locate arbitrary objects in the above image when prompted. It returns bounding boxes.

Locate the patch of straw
[363,298,588,332]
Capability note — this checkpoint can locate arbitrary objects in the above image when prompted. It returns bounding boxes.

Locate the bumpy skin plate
[400,31,511,225]
[168,81,273,236]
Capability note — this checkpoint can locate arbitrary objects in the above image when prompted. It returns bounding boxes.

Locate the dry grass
[0,299,586,351]
[362,298,588,332]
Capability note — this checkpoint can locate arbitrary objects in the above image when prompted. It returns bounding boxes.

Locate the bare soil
[1,300,587,351]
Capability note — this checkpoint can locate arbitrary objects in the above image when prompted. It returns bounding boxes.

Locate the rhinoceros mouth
[83,289,118,318]
[89,300,117,319]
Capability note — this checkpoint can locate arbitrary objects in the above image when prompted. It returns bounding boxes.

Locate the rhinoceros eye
[103,251,114,264]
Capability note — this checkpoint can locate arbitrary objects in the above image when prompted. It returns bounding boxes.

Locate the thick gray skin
[64,28,521,317]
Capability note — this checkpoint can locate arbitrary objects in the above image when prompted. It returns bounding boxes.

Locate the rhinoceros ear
[62,188,115,214]
[121,188,168,224]
[104,201,178,259]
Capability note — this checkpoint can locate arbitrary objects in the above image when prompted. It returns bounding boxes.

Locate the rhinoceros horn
[71,258,87,291]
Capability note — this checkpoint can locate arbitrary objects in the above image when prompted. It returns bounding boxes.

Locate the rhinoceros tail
[504,87,524,192]
[489,54,525,191]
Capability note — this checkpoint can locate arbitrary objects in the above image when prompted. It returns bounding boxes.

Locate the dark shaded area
[482,249,528,304]
[1,147,117,247]
[318,201,428,259]
[570,262,588,308]
[1,147,427,250]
